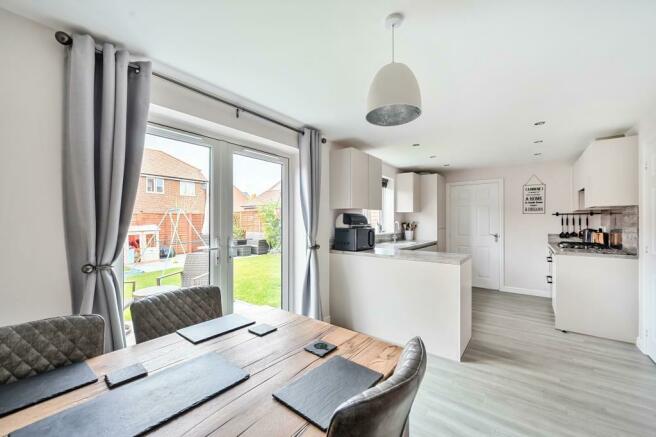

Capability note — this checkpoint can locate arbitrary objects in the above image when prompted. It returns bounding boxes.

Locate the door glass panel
[232,153,283,308]
[123,133,211,344]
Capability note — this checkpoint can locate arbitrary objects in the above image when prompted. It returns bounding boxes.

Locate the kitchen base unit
[329,249,472,361]
[551,252,638,343]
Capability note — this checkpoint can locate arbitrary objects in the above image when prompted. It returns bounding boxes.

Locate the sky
[144,133,281,196]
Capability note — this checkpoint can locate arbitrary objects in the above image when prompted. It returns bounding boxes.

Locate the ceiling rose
[366,13,422,127]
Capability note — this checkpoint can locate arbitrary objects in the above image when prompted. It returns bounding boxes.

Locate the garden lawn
[123,266,182,321]
[234,253,281,308]
[123,253,281,321]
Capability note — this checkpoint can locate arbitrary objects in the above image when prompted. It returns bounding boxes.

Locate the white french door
[205,137,290,314]
[447,180,503,290]
[123,124,290,324]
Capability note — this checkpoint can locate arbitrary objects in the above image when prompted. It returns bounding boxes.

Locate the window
[365,177,395,233]
[146,177,164,193]
[180,181,196,196]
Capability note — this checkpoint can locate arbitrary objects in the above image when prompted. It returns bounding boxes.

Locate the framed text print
[523,175,545,214]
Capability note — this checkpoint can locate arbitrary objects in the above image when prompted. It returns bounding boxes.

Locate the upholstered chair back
[130,286,222,343]
[0,314,105,385]
[326,337,427,437]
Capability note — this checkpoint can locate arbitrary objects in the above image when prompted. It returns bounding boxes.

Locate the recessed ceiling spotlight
[412,143,420,147]
[533,121,546,126]
[533,152,542,156]
[533,140,543,144]
[429,155,436,159]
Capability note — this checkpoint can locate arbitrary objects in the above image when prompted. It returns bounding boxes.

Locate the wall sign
[523,175,545,214]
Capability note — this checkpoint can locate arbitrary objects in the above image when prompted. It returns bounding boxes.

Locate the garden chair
[156,251,209,287]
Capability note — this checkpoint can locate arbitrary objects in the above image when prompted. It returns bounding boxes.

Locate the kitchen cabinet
[396,172,421,212]
[403,173,446,250]
[330,147,382,210]
[572,136,638,209]
[551,251,638,342]
[367,155,382,210]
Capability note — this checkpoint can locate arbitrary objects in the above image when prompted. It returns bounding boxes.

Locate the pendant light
[366,13,422,126]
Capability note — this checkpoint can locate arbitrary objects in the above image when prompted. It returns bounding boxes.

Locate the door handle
[490,233,499,242]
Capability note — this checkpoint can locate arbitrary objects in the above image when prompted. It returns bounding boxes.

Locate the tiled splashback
[375,232,405,243]
[597,206,639,254]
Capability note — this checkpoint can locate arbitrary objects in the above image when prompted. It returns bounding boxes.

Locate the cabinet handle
[546,275,553,284]
[546,256,552,263]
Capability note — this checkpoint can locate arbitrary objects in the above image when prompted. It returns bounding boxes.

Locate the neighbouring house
[233,181,281,235]
[126,148,208,263]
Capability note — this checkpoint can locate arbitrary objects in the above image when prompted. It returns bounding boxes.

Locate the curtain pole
[55,31,327,143]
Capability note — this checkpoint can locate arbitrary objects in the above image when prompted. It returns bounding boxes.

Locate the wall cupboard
[572,136,638,209]
[330,147,383,210]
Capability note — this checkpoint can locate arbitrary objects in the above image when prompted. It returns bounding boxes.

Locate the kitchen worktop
[547,234,638,260]
[330,240,471,265]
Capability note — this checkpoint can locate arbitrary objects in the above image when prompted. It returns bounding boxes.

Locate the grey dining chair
[130,286,222,344]
[326,337,427,437]
[0,315,105,385]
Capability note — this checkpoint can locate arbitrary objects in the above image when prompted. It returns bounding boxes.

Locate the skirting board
[500,286,551,298]
[636,336,646,354]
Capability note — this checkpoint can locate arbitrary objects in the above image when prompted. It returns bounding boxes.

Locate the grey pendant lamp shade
[367,13,422,126]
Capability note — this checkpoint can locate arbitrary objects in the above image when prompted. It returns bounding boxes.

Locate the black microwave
[334,228,375,251]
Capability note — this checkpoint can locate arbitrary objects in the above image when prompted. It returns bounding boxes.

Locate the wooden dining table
[0,302,402,436]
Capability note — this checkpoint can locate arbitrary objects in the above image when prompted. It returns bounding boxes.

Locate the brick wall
[133,176,207,215]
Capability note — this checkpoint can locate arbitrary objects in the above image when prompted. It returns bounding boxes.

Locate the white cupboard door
[448,181,501,290]
[396,173,420,212]
[329,149,349,209]
[350,149,370,209]
[368,156,382,210]
[642,127,656,360]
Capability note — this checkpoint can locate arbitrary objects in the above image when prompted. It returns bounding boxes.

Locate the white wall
[0,9,72,325]
[445,161,573,296]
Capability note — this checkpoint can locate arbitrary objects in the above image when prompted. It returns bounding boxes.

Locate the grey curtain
[64,34,151,351]
[299,128,323,319]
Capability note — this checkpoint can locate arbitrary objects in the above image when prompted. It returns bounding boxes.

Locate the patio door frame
[230,145,290,311]
[143,123,291,314]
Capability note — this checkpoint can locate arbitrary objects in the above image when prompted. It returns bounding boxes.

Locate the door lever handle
[490,233,499,242]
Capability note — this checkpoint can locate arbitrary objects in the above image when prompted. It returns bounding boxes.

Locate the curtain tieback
[308,244,321,250]
[81,263,113,274]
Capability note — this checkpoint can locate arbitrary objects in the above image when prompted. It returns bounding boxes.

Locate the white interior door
[641,127,656,361]
[448,180,502,290]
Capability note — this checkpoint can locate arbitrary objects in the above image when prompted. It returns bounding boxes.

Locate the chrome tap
[393,221,400,243]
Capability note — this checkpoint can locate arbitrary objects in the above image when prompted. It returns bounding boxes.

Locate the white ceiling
[3,0,656,170]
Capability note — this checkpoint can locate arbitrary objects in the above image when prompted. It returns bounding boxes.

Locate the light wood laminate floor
[411,288,656,437]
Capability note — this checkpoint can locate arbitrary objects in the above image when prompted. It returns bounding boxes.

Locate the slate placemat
[273,356,383,431]
[248,323,277,337]
[0,361,97,417]
[104,363,148,389]
[11,353,249,437]
[177,314,255,344]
